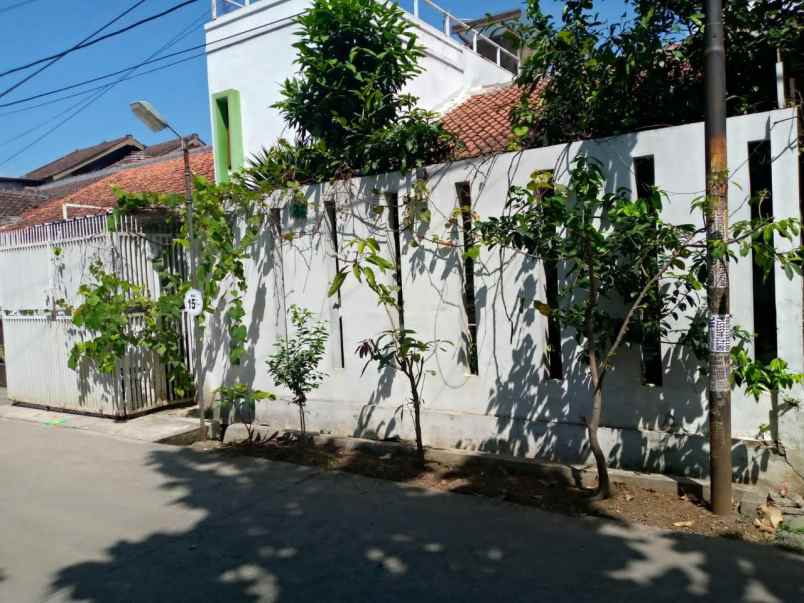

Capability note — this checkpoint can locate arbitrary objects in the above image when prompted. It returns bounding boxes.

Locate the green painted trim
[211,89,244,183]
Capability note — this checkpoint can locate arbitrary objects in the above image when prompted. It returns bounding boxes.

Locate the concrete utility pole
[704,0,732,515]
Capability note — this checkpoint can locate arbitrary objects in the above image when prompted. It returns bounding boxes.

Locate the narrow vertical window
[385,193,405,330]
[748,140,778,363]
[456,183,479,375]
[531,171,563,380]
[211,89,244,182]
[325,200,346,369]
[270,207,288,338]
[633,155,663,385]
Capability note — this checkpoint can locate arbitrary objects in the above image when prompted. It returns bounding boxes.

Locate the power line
[0,0,149,101]
[0,0,43,16]
[0,10,205,168]
[0,0,200,79]
[0,12,303,111]
[0,54,206,117]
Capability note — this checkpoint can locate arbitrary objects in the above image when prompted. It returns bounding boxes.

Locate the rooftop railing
[210,0,519,72]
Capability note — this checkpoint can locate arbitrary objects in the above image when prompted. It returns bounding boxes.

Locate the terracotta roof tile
[13,148,214,229]
[442,83,542,160]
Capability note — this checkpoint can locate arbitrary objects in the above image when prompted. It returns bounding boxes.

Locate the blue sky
[0,0,630,177]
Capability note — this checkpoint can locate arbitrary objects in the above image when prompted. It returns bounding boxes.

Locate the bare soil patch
[191,437,770,545]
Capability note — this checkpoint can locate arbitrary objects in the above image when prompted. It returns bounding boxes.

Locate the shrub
[216,384,275,444]
[266,305,328,444]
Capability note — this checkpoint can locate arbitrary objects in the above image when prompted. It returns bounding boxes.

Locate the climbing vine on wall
[67,178,275,394]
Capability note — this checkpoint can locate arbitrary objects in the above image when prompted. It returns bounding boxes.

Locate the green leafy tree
[476,157,803,498]
[249,0,455,186]
[513,0,803,146]
[266,305,329,444]
[329,237,449,465]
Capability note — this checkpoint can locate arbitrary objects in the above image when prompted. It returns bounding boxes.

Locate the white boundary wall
[200,108,804,486]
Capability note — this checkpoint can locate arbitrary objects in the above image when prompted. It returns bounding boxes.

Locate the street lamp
[130,100,205,440]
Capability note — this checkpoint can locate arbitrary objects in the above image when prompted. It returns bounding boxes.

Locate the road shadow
[51,446,804,602]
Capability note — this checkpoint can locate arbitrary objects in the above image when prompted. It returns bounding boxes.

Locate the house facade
[198,2,804,488]
[205,0,518,181]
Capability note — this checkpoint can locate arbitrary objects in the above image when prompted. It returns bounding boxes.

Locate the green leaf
[328,270,347,297]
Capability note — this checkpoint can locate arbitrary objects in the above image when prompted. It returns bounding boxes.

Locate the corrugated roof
[23,135,143,181]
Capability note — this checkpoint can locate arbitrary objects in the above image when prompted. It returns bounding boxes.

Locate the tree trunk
[583,226,612,499]
[297,392,307,448]
[412,396,425,466]
[407,369,425,466]
[586,349,612,499]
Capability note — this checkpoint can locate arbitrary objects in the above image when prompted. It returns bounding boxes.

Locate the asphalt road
[1,418,803,603]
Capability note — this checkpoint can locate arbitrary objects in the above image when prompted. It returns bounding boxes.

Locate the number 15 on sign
[184,288,203,317]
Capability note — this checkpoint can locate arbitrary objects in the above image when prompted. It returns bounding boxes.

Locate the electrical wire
[0,0,200,79]
[0,0,148,101]
[0,0,43,16]
[0,53,206,117]
[0,10,206,167]
[0,11,303,112]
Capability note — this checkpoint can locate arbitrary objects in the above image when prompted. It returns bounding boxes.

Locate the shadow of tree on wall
[451,140,774,484]
[50,446,804,602]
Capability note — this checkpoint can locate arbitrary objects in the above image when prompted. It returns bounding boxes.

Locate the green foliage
[216,383,276,443]
[514,0,804,145]
[70,178,268,398]
[266,305,329,403]
[69,261,148,374]
[475,156,804,495]
[730,328,803,400]
[247,0,455,187]
[329,231,449,461]
[69,261,193,397]
[477,157,700,359]
[266,305,328,441]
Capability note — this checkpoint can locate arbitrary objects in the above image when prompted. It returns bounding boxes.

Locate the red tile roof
[442,83,542,159]
[13,148,214,229]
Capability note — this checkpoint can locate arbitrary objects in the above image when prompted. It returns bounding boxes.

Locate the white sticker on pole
[184,288,204,317]
[708,314,731,353]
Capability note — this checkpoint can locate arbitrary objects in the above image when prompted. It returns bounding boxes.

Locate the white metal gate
[0,213,190,417]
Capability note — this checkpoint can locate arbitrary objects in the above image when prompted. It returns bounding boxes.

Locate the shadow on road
[52,447,804,602]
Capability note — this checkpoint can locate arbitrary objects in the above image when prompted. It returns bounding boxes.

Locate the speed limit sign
[183,288,204,317]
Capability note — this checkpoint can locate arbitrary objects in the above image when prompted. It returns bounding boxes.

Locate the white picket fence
[0,213,190,417]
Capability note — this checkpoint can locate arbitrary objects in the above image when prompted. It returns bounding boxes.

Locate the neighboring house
[0,180,47,227]
[12,146,214,229]
[0,144,214,415]
[0,134,206,228]
[442,82,540,159]
[205,0,519,181]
